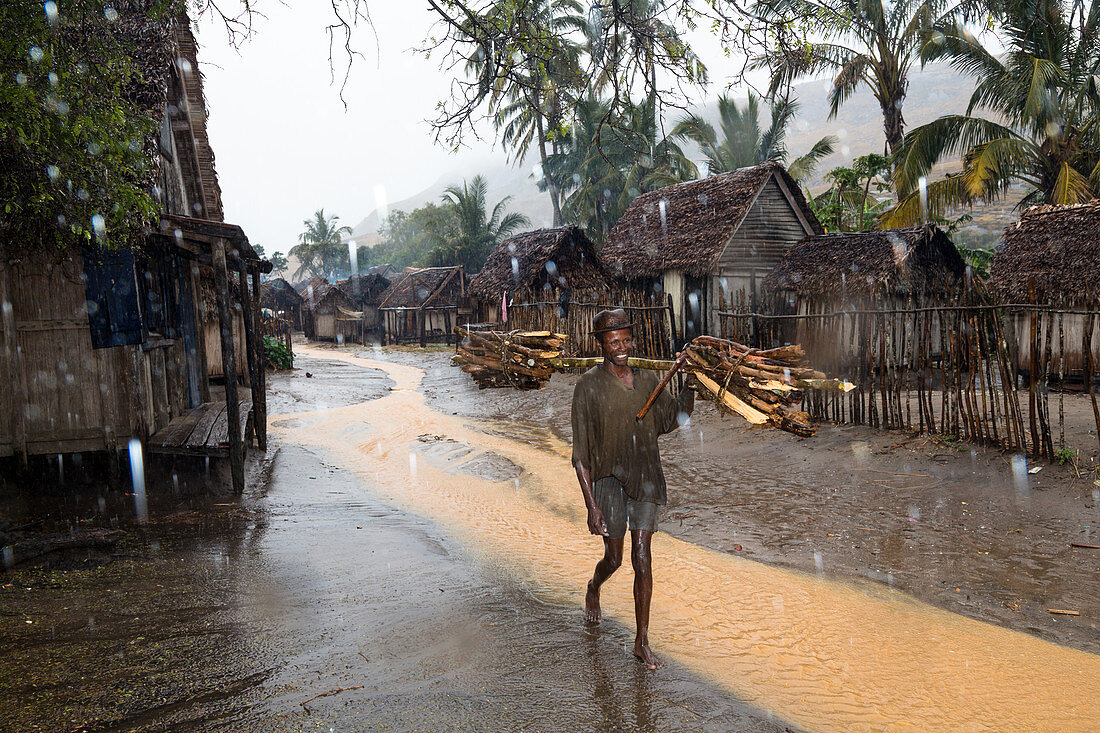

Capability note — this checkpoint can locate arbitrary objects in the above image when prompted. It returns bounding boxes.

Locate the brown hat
[592,308,634,335]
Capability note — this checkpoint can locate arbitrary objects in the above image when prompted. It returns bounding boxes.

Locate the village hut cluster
[6,10,1095,501]
[453,162,1098,461]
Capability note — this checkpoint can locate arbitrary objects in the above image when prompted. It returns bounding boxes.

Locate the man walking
[571,308,694,670]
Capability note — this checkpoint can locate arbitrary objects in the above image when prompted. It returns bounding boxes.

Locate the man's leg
[630,529,661,669]
[585,537,623,624]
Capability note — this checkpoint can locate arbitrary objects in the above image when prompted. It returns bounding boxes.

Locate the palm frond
[1049,161,1095,204]
[878,173,971,228]
[788,136,838,181]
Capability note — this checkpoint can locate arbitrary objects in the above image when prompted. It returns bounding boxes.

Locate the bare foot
[584,580,602,624]
[633,641,662,670]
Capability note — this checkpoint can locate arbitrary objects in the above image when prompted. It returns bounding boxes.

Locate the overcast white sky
[195,4,759,256]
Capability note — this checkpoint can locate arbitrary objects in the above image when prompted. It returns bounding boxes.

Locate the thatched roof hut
[378,266,468,346]
[602,162,822,279]
[364,263,399,280]
[765,225,966,298]
[336,273,391,307]
[470,226,612,301]
[601,162,822,342]
[261,278,303,307]
[378,266,467,309]
[990,201,1100,304]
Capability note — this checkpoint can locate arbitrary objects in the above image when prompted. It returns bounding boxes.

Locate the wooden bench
[147,400,252,458]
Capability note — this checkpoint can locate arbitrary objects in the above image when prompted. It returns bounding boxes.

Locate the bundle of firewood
[672,335,853,437]
[453,327,566,390]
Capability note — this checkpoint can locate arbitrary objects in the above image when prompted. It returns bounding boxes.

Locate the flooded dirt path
[279,345,1100,732]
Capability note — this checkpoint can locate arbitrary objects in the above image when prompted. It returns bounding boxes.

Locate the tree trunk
[535,111,564,226]
[880,78,907,160]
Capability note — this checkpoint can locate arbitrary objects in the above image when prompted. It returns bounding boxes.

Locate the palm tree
[424,175,530,271]
[884,0,1100,226]
[753,0,977,160]
[549,96,697,242]
[672,92,836,180]
[290,209,352,279]
[467,1,587,226]
[586,0,707,111]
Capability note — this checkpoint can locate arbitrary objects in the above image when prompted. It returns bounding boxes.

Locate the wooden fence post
[212,239,244,494]
[250,267,267,452]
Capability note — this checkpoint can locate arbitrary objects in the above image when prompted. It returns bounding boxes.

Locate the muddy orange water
[273,347,1100,731]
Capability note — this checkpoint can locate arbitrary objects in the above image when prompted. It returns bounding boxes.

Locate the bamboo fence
[504,287,674,359]
[717,285,1100,461]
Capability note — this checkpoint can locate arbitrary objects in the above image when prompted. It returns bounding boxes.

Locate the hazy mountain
[351,64,1006,248]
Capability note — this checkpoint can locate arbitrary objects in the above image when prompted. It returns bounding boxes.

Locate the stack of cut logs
[453,327,565,390]
[451,328,854,436]
[677,335,853,438]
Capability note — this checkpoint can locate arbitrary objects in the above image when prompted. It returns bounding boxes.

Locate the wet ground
[0,352,788,732]
[411,348,1100,653]
[2,342,1099,731]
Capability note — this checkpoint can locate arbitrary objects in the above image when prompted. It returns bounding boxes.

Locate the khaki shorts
[594,477,659,540]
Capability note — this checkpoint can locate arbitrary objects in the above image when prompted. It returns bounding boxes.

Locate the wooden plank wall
[718,177,811,272]
[0,250,135,456]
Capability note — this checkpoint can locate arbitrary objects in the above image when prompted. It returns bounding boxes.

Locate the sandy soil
[404,348,1100,653]
[1,341,1097,731]
[0,353,789,732]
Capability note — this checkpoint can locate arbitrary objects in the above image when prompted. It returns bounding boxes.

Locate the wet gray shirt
[571,366,694,505]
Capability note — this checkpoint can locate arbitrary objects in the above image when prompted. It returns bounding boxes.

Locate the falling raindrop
[29,46,44,63]
[918,176,928,222]
[46,165,59,180]
[658,198,668,237]
[511,257,520,282]
[814,551,824,572]
[48,72,58,87]
[348,240,358,274]
[15,73,28,85]
[103,6,118,21]
[90,214,105,237]
[1011,454,1029,496]
[128,438,148,522]
[408,452,418,479]
[44,1,59,23]
[2,547,12,570]
[544,260,558,278]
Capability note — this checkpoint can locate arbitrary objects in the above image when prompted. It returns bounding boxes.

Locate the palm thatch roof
[301,280,355,311]
[378,266,466,309]
[602,162,822,279]
[990,201,1100,303]
[764,225,966,296]
[469,226,612,299]
[294,277,329,295]
[260,278,304,309]
[364,264,399,280]
[168,10,222,221]
[336,273,391,306]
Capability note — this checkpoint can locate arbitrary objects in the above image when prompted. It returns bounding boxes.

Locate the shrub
[264,336,293,370]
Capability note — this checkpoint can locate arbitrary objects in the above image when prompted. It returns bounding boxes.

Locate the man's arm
[571,383,608,536]
[574,460,608,536]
